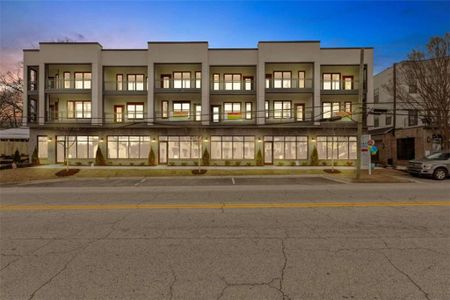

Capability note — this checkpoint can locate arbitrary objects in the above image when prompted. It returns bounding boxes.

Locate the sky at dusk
[1,1,449,74]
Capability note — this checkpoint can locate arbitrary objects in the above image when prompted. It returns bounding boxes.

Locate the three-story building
[23,41,373,166]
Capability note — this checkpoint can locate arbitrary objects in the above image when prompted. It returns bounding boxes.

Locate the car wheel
[433,168,448,180]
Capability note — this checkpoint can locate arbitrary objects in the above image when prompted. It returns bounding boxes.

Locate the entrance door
[159,141,168,164]
[264,141,273,164]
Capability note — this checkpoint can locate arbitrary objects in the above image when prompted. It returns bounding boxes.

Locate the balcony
[104,81,147,95]
[320,79,360,95]
[154,79,201,93]
[45,111,92,124]
[265,78,313,93]
[210,79,256,95]
[45,79,91,94]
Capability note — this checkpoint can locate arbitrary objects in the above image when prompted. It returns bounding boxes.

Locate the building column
[38,63,45,125]
[22,65,28,127]
[313,62,321,123]
[147,62,154,125]
[91,62,102,125]
[201,62,210,125]
[256,60,265,125]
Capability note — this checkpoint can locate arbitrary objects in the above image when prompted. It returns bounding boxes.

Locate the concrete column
[147,62,154,125]
[38,63,45,125]
[313,62,321,123]
[256,60,265,125]
[201,62,210,125]
[91,62,102,125]
[22,66,28,126]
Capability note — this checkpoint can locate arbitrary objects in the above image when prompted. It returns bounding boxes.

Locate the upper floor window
[273,101,291,119]
[224,74,241,90]
[386,115,392,126]
[213,74,220,90]
[322,102,340,119]
[195,72,201,89]
[127,74,145,91]
[273,72,291,88]
[298,71,305,88]
[245,102,252,120]
[224,102,241,120]
[67,100,91,119]
[244,77,253,91]
[194,104,202,121]
[161,75,171,89]
[265,101,269,118]
[374,115,380,127]
[265,74,272,88]
[116,74,123,91]
[344,102,352,113]
[173,72,190,89]
[63,72,71,89]
[74,72,91,89]
[161,101,169,119]
[296,104,305,121]
[29,69,38,91]
[343,76,353,90]
[323,73,340,90]
[127,103,144,119]
[408,110,418,126]
[173,101,190,118]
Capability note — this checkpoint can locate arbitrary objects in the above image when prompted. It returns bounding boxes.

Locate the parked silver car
[407,152,450,180]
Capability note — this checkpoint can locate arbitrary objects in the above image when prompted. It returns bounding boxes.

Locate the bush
[31,145,40,166]
[181,162,187,166]
[148,148,156,166]
[346,161,353,166]
[202,148,210,166]
[246,162,252,166]
[256,149,263,166]
[290,161,296,166]
[301,161,308,166]
[225,160,231,166]
[95,147,107,166]
[13,149,21,164]
[193,161,199,166]
[277,161,284,166]
[235,161,241,166]
[321,161,328,166]
[310,146,319,166]
[168,162,175,166]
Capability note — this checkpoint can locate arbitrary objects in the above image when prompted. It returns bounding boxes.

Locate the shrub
[130,162,134,166]
[31,145,40,166]
[95,147,107,166]
[193,161,199,166]
[76,162,82,166]
[148,148,156,166]
[310,146,319,166]
[202,148,210,166]
[13,149,21,164]
[181,162,187,166]
[168,162,175,166]
[301,161,308,166]
[235,161,241,166]
[277,161,284,166]
[346,161,353,166]
[290,161,296,166]
[321,161,328,166]
[246,162,252,166]
[256,149,263,166]
[225,160,231,166]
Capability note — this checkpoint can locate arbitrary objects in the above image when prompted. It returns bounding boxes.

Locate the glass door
[264,141,273,164]
[159,141,168,164]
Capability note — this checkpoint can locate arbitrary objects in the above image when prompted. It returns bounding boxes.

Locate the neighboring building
[0,128,29,156]
[369,63,443,166]
[23,41,373,166]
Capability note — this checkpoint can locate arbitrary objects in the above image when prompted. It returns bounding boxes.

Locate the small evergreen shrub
[310,146,319,166]
[95,148,107,166]
[202,149,210,166]
[13,149,21,164]
[31,145,40,166]
[256,149,263,166]
[148,148,156,166]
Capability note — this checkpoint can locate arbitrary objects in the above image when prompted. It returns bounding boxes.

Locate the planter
[191,169,207,175]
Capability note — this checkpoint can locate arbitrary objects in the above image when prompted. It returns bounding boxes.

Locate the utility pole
[392,63,397,168]
[356,48,364,180]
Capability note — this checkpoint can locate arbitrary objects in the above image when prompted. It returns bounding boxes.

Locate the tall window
[161,75,171,89]
[344,102,352,113]
[296,105,304,121]
[114,105,124,123]
[224,74,241,90]
[269,136,308,160]
[159,136,201,159]
[245,102,252,120]
[322,102,340,119]
[317,136,357,160]
[56,136,99,162]
[224,103,241,120]
[195,105,202,121]
[273,72,291,88]
[38,136,48,159]
[173,72,190,88]
[374,115,380,127]
[273,101,291,119]
[265,74,272,88]
[29,69,37,90]
[323,73,340,90]
[298,71,305,88]
[244,77,253,91]
[343,76,353,90]
[211,136,255,160]
[67,101,91,119]
[386,115,392,126]
[116,74,123,91]
[107,136,150,159]
[63,72,71,89]
[173,102,190,119]
[265,101,269,118]
[74,72,91,89]
[212,106,220,123]
[127,103,144,119]
[127,74,145,91]
[213,74,220,90]
[161,101,169,119]
[408,110,418,126]
[195,72,201,89]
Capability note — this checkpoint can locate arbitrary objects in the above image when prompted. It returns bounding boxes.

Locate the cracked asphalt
[1,178,450,299]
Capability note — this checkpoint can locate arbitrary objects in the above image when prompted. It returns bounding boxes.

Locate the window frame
[223,102,242,120]
[343,76,353,90]
[243,76,253,91]
[224,73,242,90]
[210,136,255,160]
[298,71,306,88]
[106,136,150,159]
[161,101,169,119]
[273,71,292,89]
[245,102,253,120]
[116,74,123,91]
[195,71,201,89]
[126,102,145,120]
[322,73,341,90]
[63,72,71,89]
[114,105,124,123]
[74,72,91,89]
[67,100,91,119]
[173,71,191,89]
[295,104,305,121]
[127,74,145,91]
[172,101,191,119]
[273,100,292,119]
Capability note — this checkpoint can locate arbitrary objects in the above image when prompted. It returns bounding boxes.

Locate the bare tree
[385,33,450,150]
[0,63,23,128]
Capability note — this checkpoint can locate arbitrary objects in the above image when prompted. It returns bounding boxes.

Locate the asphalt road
[1,177,450,300]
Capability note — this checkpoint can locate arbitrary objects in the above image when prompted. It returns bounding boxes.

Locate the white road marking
[134,178,146,186]
[231,177,235,185]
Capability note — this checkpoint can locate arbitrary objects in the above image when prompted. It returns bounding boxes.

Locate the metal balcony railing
[46,79,92,90]
[45,111,92,122]
[210,79,256,92]
[320,79,361,91]
[265,78,314,89]
[155,79,201,90]
[104,81,148,92]
[28,81,39,91]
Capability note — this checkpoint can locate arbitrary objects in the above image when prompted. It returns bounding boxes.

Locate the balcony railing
[45,111,92,122]
[46,79,91,90]
[320,80,360,92]
[265,78,313,90]
[28,81,39,91]
[155,79,201,90]
[210,80,256,92]
[104,81,148,92]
